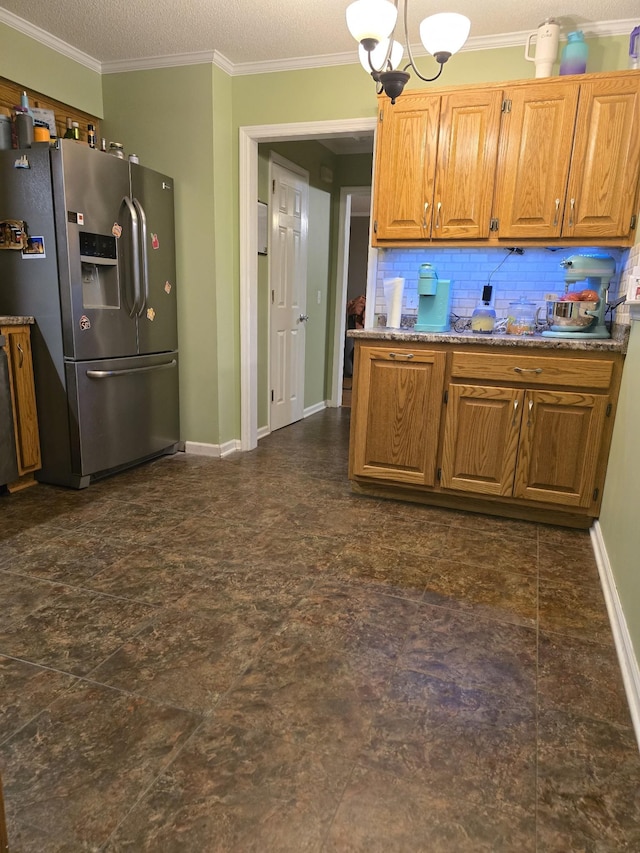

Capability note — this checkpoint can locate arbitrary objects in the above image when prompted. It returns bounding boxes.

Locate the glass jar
[470,304,496,333]
[108,142,125,159]
[506,297,537,335]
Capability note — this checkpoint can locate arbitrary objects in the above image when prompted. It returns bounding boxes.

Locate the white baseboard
[257,425,270,440]
[184,438,241,458]
[304,400,328,418]
[591,521,640,750]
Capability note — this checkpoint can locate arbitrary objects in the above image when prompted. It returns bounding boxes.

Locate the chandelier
[346,0,470,103]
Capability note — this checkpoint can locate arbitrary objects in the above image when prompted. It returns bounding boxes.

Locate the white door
[270,160,309,431]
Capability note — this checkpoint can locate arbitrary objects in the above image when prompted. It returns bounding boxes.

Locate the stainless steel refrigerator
[0,140,179,488]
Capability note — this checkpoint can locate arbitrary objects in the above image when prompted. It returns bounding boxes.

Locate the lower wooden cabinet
[349,338,624,527]
[1,324,41,489]
[441,384,608,508]
[350,345,445,486]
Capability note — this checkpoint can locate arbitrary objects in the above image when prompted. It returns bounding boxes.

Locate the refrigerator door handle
[120,195,141,318]
[86,358,177,379]
[132,197,149,318]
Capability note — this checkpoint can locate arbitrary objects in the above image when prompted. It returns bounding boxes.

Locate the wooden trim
[0,76,100,144]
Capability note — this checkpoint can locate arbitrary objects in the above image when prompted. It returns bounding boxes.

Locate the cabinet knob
[553,198,560,227]
[513,366,542,374]
[17,342,24,368]
[422,202,430,229]
[388,352,414,359]
[435,201,442,229]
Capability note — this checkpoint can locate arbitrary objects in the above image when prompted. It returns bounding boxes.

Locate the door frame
[332,185,376,409]
[268,153,310,432]
[239,118,377,451]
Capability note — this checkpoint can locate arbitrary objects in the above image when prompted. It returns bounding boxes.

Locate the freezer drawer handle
[86,359,177,379]
[133,197,149,317]
[121,196,142,317]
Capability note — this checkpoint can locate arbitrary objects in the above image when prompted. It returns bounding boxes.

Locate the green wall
[101,64,220,446]
[0,22,102,116]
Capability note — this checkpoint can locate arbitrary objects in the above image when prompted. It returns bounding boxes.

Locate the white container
[524,19,560,78]
[383,277,404,328]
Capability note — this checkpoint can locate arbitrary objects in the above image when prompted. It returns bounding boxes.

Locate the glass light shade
[419,12,470,57]
[346,0,398,44]
[359,39,404,73]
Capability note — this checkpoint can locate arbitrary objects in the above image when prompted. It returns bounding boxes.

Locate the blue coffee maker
[414,263,452,332]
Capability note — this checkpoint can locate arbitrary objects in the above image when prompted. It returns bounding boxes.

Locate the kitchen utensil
[546,299,598,329]
[506,297,537,335]
[542,253,615,339]
[524,19,560,78]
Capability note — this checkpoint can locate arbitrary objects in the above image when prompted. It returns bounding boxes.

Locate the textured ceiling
[0,0,638,69]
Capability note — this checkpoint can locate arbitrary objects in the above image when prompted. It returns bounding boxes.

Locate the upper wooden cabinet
[432,89,502,240]
[563,75,640,240]
[493,82,579,240]
[373,93,440,240]
[372,71,640,247]
[373,89,502,241]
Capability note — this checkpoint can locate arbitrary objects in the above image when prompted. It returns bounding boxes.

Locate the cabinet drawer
[451,351,614,389]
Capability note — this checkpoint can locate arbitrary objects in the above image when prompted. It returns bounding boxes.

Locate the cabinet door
[373,94,440,240]
[432,89,503,239]
[563,76,640,239]
[441,384,524,496]
[351,346,446,485]
[513,389,608,507]
[494,82,579,239]
[3,326,41,475]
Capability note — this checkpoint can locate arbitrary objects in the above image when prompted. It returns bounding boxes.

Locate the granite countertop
[0,316,34,326]
[348,324,629,353]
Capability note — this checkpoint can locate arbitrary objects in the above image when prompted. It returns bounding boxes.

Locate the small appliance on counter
[471,284,496,333]
[414,263,452,332]
[542,253,616,339]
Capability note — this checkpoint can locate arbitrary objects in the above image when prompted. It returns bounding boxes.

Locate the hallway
[1,409,639,851]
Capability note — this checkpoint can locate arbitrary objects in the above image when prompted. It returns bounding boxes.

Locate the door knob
[298,314,309,322]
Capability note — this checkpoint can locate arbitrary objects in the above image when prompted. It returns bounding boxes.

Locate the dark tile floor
[1,408,639,851]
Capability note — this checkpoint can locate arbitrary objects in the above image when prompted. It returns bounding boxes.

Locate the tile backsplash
[374,246,631,327]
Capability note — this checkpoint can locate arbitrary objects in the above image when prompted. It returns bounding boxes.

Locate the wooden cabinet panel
[494,82,579,239]
[450,351,614,389]
[373,95,440,240]
[563,76,640,239]
[441,384,523,496]
[513,390,607,507]
[2,325,41,480]
[433,89,503,239]
[350,346,446,485]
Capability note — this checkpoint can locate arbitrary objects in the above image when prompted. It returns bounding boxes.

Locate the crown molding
[0,8,101,73]
[101,50,220,74]
[1,9,637,78]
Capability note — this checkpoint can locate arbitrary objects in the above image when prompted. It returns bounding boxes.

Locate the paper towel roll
[383,277,404,328]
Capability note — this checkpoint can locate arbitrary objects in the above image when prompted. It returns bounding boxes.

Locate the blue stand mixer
[542,253,616,339]
[414,263,452,333]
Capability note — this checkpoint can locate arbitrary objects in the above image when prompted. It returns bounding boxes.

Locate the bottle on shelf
[87,123,96,148]
[559,31,588,75]
[63,118,74,138]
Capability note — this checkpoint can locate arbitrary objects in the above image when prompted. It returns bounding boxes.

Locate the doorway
[239,118,377,450]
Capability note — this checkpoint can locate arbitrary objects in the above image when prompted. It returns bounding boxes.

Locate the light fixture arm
[401,0,448,82]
